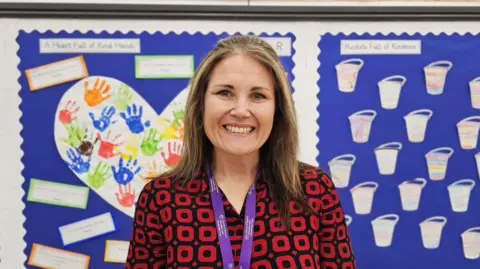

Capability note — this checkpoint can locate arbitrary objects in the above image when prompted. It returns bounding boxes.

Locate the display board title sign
[39,38,140,53]
[341,40,421,55]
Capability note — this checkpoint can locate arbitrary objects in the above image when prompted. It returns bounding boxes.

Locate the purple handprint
[66,147,91,174]
[120,104,150,134]
[111,157,141,185]
[89,105,116,132]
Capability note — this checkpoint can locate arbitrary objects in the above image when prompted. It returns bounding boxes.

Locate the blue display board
[318,33,480,268]
[18,30,295,268]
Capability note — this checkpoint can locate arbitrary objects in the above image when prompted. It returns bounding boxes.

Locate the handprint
[97,130,123,159]
[115,184,135,207]
[160,140,182,168]
[115,134,141,161]
[140,160,165,183]
[111,157,141,185]
[60,120,86,148]
[87,161,110,189]
[84,78,111,107]
[89,105,116,132]
[65,147,91,174]
[113,83,133,111]
[58,100,80,124]
[120,104,151,134]
[78,127,98,156]
[141,128,162,156]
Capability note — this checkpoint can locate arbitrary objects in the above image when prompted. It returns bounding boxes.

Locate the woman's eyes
[216,90,266,99]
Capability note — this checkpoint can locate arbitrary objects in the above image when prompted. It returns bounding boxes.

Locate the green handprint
[172,108,185,128]
[141,128,162,156]
[114,83,133,111]
[61,120,86,148]
[87,161,110,189]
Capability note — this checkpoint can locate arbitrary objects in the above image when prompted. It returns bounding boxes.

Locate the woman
[126,34,355,269]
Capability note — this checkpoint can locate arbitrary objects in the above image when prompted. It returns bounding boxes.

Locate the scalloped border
[15,29,298,268]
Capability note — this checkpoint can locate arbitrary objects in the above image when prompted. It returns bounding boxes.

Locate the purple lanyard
[208,168,257,269]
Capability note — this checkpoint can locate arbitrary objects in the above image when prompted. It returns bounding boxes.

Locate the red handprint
[160,140,182,168]
[84,78,111,107]
[97,130,123,159]
[115,184,135,207]
[58,100,80,124]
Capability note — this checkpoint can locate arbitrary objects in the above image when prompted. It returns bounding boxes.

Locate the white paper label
[262,37,292,56]
[40,38,140,53]
[27,179,89,209]
[28,243,89,269]
[104,240,129,263]
[341,40,421,55]
[59,212,116,246]
[135,56,194,78]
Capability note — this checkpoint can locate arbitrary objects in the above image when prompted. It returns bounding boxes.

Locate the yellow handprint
[114,134,141,161]
[139,160,165,183]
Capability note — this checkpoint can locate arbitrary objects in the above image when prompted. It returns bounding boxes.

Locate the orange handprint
[160,140,182,168]
[115,184,135,207]
[84,78,111,107]
[139,160,164,183]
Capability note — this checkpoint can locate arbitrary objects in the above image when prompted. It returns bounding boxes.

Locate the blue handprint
[120,104,151,134]
[89,105,116,132]
[111,157,141,185]
[66,147,91,174]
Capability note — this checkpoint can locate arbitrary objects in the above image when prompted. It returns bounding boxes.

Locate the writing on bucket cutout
[377,75,406,110]
[371,214,399,248]
[398,177,426,211]
[374,142,402,175]
[350,181,378,215]
[404,109,433,143]
[425,147,453,181]
[348,110,376,143]
[424,60,452,95]
[328,154,356,188]
[335,58,363,93]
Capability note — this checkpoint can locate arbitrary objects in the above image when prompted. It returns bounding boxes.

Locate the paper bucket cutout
[461,227,480,259]
[457,116,480,149]
[345,215,353,226]
[371,214,399,247]
[348,110,376,143]
[424,60,453,95]
[404,109,433,143]
[374,142,402,175]
[475,153,480,180]
[398,178,427,211]
[377,75,407,109]
[419,216,447,249]
[448,179,475,213]
[335,58,364,93]
[425,147,454,181]
[328,154,356,188]
[350,181,378,215]
[469,77,480,109]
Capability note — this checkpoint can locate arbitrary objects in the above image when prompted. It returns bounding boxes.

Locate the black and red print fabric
[125,163,355,269]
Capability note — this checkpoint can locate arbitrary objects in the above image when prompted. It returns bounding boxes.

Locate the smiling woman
[125,34,356,269]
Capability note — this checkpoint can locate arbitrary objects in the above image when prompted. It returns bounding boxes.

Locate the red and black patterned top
[125,163,356,269]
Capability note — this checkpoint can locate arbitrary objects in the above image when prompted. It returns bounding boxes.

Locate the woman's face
[204,53,276,157]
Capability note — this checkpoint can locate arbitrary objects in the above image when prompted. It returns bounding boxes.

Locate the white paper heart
[54,75,188,218]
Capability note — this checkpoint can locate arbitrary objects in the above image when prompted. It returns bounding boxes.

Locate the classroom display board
[17,30,295,268]
[317,33,480,268]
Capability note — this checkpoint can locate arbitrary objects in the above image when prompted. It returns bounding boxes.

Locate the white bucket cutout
[348,110,376,143]
[424,60,453,95]
[377,75,407,109]
[475,153,480,180]
[335,58,364,93]
[461,227,480,260]
[374,142,402,175]
[425,147,454,181]
[345,215,353,226]
[404,109,433,143]
[419,216,447,249]
[350,181,378,215]
[448,179,475,213]
[371,214,399,247]
[469,77,480,109]
[328,154,356,188]
[457,116,480,149]
[398,178,427,211]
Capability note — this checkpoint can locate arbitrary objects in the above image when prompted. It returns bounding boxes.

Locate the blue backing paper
[17,30,295,268]
[318,33,480,268]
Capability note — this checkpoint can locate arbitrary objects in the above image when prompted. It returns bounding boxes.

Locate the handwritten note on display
[104,240,130,263]
[39,38,141,53]
[27,178,89,209]
[59,212,116,246]
[25,56,88,91]
[28,243,90,269]
[135,55,194,78]
[341,40,421,55]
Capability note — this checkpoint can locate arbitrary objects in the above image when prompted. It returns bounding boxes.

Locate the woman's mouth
[223,125,255,134]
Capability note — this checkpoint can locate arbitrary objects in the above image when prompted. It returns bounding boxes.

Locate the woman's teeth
[224,125,253,134]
